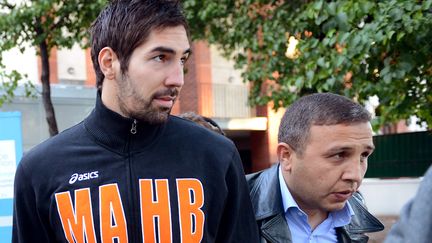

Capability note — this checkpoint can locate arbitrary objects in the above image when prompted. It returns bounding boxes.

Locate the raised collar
[249,164,285,220]
[83,92,164,155]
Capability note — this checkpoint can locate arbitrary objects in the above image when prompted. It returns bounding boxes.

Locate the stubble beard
[117,75,176,124]
[126,98,172,124]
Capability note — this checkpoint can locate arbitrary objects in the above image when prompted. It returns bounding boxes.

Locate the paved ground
[366,215,399,243]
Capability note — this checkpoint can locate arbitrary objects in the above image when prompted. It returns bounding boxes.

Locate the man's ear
[98,47,118,80]
[277,142,295,172]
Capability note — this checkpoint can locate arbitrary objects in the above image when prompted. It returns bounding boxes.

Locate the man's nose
[165,62,184,87]
[342,159,366,184]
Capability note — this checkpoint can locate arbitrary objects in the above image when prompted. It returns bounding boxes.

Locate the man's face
[109,25,190,123]
[280,122,374,216]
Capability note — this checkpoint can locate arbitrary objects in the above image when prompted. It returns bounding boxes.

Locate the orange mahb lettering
[176,179,204,243]
[55,188,96,243]
[100,184,128,243]
[139,179,172,243]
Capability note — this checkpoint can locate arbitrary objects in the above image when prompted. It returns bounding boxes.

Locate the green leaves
[0,67,36,107]
[0,0,105,106]
[185,0,432,129]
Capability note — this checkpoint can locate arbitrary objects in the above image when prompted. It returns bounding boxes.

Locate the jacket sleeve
[12,162,51,242]
[215,149,260,243]
[384,165,432,243]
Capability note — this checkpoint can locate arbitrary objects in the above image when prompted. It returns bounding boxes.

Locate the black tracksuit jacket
[12,96,259,243]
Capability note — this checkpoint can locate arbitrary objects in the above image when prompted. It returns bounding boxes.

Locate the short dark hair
[278,93,371,155]
[90,0,189,90]
[179,112,225,136]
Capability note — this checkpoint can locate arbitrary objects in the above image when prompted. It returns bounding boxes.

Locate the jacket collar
[248,164,284,221]
[247,164,291,243]
[343,192,385,234]
[83,92,164,154]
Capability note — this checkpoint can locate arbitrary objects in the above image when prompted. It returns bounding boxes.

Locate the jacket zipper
[127,119,139,241]
[130,119,137,134]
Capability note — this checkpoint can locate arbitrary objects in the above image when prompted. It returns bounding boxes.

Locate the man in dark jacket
[12,1,259,242]
[247,93,384,243]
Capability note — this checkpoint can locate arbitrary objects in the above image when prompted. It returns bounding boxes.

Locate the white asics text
[69,171,99,184]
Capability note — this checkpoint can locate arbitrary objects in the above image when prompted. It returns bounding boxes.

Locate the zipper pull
[130,119,137,134]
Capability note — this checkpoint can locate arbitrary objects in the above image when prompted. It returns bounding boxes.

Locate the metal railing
[199,82,253,118]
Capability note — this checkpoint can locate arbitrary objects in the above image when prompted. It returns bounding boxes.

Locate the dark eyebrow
[326,145,375,155]
[149,46,192,56]
[326,147,353,155]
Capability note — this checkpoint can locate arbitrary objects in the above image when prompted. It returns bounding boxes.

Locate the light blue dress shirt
[278,166,354,243]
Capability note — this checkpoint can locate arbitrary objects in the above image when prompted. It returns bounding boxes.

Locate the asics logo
[69,171,99,184]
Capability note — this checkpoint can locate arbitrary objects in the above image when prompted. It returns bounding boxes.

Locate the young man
[247,93,384,243]
[12,1,259,242]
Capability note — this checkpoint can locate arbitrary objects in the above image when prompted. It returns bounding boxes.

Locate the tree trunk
[39,40,59,136]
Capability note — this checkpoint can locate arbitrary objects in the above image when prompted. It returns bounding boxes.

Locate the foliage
[0,0,105,53]
[0,66,35,107]
[184,0,432,129]
[0,0,105,135]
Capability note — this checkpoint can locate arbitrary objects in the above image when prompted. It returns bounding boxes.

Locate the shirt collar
[278,165,299,213]
[278,165,355,227]
[332,198,355,227]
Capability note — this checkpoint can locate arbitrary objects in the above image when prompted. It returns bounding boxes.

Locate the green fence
[366,131,432,178]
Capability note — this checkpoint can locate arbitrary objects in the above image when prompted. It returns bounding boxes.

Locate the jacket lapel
[336,227,369,243]
[261,213,292,243]
[335,192,384,243]
[248,165,293,243]
[345,193,384,234]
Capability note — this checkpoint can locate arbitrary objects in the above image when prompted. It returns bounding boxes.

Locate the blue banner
[0,112,22,243]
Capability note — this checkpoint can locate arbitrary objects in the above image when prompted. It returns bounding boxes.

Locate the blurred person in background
[178,111,225,136]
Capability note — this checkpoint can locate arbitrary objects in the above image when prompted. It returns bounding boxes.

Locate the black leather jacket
[246,164,384,243]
